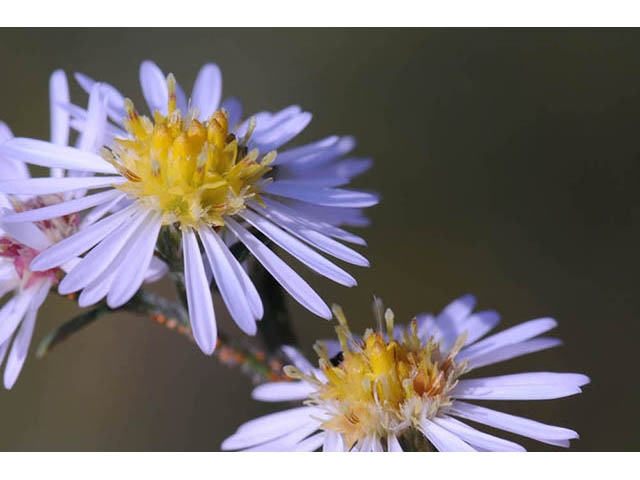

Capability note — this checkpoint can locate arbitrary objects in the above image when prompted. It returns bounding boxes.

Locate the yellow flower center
[103,74,275,228]
[286,303,467,449]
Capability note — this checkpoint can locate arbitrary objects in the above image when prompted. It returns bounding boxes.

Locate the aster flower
[0,71,166,389]
[222,295,589,451]
[0,60,377,355]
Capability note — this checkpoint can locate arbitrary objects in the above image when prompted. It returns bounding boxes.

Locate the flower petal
[199,225,257,334]
[1,189,121,224]
[225,217,331,319]
[191,63,222,121]
[418,418,476,452]
[106,211,162,308]
[182,228,217,354]
[0,176,125,195]
[240,209,357,287]
[252,380,315,402]
[265,181,379,208]
[433,416,525,451]
[449,401,579,446]
[30,203,138,271]
[140,60,168,115]
[0,138,117,174]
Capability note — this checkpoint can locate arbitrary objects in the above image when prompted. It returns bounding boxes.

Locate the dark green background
[0,29,637,451]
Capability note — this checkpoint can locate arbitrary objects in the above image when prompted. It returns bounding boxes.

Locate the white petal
[453,372,590,400]
[459,317,558,361]
[272,135,342,166]
[281,345,314,375]
[31,203,138,271]
[0,122,13,143]
[250,199,369,267]
[79,193,127,228]
[74,72,126,123]
[449,401,579,446]
[106,212,162,308]
[221,406,318,450]
[434,294,477,343]
[49,70,70,150]
[199,226,256,334]
[323,431,344,452]
[224,217,331,319]
[76,83,108,153]
[433,416,524,451]
[260,197,366,246]
[418,418,476,452]
[265,181,379,208]
[291,432,324,452]
[468,337,563,369]
[144,256,168,283]
[0,214,51,251]
[3,280,50,389]
[191,63,222,121]
[252,380,315,402]
[242,422,321,452]
[220,97,242,127]
[182,229,216,354]
[461,310,501,346]
[251,112,312,152]
[140,60,168,115]
[1,189,121,224]
[58,208,150,294]
[240,209,356,287]
[0,176,124,195]
[0,138,117,174]
[386,434,403,452]
[0,289,36,346]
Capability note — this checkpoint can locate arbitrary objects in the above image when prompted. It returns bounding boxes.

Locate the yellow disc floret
[285,301,468,449]
[102,74,274,228]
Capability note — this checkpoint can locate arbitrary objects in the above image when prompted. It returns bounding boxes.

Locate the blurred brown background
[0,28,637,451]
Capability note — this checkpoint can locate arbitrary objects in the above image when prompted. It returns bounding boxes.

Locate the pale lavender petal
[0,138,117,174]
[191,63,222,121]
[199,225,256,334]
[459,318,558,361]
[467,337,563,369]
[31,203,138,271]
[140,60,168,115]
[449,401,579,446]
[239,210,356,287]
[221,97,242,127]
[453,372,590,400]
[3,280,50,389]
[0,176,125,195]
[182,229,216,355]
[58,208,150,294]
[252,381,315,402]
[434,416,525,451]
[323,431,344,452]
[49,70,70,150]
[106,211,162,308]
[265,181,379,208]
[0,189,121,224]
[418,418,476,452]
[225,217,331,319]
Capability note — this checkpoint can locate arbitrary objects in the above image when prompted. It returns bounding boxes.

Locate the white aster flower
[222,295,589,452]
[0,60,377,355]
[0,72,165,389]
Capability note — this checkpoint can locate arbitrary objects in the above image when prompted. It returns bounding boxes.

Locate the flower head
[0,61,378,355]
[222,295,589,451]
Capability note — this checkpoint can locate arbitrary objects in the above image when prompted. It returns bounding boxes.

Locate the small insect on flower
[0,61,378,355]
[222,295,589,451]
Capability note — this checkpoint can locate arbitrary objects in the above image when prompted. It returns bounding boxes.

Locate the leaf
[36,304,111,358]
